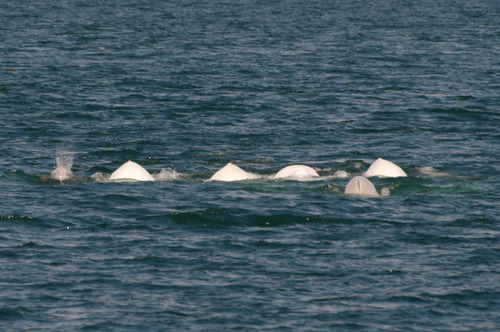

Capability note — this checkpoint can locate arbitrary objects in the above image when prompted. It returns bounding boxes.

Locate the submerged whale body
[209,162,258,182]
[365,158,407,178]
[273,165,319,180]
[49,165,74,182]
[109,161,155,181]
[345,176,379,196]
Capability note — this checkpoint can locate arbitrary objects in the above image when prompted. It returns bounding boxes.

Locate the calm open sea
[1,0,499,330]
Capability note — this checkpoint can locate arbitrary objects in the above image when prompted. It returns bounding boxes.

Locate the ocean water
[1,0,499,330]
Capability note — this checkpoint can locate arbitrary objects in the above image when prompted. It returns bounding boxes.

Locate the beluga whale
[273,165,319,180]
[344,176,379,196]
[109,161,155,181]
[209,162,258,182]
[49,153,75,182]
[365,158,407,178]
[50,165,74,182]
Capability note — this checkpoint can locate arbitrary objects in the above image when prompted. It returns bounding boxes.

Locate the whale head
[273,165,319,180]
[365,158,407,178]
[49,165,74,182]
[209,162,258,182]
[109,161,155,181]
[49,152,74,182]
[344,176,379,196]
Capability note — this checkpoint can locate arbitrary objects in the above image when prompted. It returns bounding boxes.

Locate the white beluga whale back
[345,176,379,196]
[209,162,258,182]
[365,158,407,178]
[273,165,319,180]
[109,161,155,181]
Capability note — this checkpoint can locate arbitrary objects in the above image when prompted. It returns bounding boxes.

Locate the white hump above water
[109,161,155,181]
[365,158,407,178]
[273,165,319,180]
[209,162,258,182]
[344,176,379,196]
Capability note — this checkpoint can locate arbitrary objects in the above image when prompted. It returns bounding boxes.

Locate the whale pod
[109,161,155,181]
[273,165,319,180]
[365,158,407,178]
[49,165,74,182]
[344,176,379,196]
[209,162,258,182]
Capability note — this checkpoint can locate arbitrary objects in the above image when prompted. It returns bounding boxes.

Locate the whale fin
[209,162,258,181]
[345,176,379,196]
[365,158,407,177]
[109,161,155,181]
[273,165,319,180]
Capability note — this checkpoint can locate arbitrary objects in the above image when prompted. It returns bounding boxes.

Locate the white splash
[333,170,350,178]
[90,172,108,182]
[155,168,179,181]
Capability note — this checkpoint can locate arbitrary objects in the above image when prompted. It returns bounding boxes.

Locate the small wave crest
[0,214,38,222]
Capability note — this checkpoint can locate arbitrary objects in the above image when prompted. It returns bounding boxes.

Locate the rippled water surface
[1,0,499,330]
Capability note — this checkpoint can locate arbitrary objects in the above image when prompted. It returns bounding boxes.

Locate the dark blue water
[1,0,499,330]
